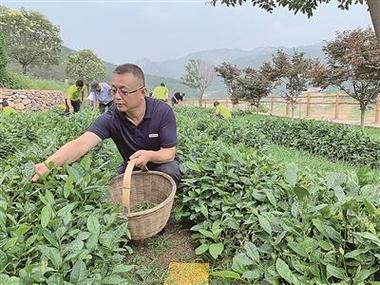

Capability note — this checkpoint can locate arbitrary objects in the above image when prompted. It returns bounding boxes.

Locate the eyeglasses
[111,86,145,97]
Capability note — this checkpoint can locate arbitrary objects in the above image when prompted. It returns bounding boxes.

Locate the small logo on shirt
[149,133,159,138]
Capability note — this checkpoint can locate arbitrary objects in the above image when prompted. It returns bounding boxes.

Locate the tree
[0,32,7,85]
[311,28,380,127]
[181,59,216,106]
[210,0,380,43]
[215,63,272,108]
[65,49,105,87]
[0,6,62,74]
[235,67,272,109]
[261,50,316,117]
[215,62,241,99]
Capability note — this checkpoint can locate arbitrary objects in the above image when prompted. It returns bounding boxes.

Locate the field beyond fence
[183,92,380,127]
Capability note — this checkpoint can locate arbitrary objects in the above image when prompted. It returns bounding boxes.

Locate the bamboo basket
[108,159,176,240]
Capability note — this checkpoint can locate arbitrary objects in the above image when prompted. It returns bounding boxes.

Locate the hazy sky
[2,0,372,64]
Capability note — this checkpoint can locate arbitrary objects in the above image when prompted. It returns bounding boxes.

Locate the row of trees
[181,28,380,127]
[0,5,105,87]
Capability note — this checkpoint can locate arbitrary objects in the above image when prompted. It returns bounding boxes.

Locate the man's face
[112,73,146,113]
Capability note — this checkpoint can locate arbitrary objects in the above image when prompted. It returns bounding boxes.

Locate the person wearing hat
[65,79,84,114]
[214,100,232,119]
[89,81,113,114]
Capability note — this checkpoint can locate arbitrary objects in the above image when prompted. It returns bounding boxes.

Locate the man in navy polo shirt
[32,64,180,184]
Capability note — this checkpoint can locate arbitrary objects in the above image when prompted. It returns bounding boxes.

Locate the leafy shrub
[257,117,380,168]
[2,72,64,90]
[0,110,132,283]
[175,107,380,283]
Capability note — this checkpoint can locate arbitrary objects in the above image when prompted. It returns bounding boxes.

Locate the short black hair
[76,79,84,87]
[113,64,145,86]
[160,82,165,87]
[213,101,220,107]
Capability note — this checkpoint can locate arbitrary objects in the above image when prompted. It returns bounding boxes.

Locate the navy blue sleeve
[159,107,177,148]
[88,112,112,140]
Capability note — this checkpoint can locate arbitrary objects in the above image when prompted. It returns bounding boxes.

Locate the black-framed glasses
[111,86,145,97]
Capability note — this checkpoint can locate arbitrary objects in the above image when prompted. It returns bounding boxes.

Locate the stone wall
[0,88,64,111]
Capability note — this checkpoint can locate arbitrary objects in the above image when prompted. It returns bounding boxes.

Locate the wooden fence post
[306,94,311,117]
[270,96,274,114]
[286,101,290,117]
[298,101,301,118]
[334,93,340,120]
[375,95,380,124]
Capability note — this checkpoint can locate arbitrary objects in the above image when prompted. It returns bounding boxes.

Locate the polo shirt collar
[143,97,153,120]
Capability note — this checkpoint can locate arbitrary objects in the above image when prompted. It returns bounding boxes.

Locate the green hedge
[256,117,380,168]
[1,72,64,90]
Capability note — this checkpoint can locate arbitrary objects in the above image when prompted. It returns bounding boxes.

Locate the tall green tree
[0,32,7,85]
[261,50,316,117]
[0,6,62,74]
[210,0,380,43]
[215,62,241,104]
[235,67,272,108]
[215,63,272,107]
[65,49,105,87]
[311,28,380,127]
[181,59,216,107]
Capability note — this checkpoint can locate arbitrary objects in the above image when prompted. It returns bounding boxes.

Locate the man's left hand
[130,150,152,169]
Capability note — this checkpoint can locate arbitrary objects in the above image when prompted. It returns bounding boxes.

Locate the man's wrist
[147,150,155,162]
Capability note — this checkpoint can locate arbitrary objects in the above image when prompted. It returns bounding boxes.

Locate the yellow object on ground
[164,262,209,285]
[56,103,66,110]
[2,106,16,115]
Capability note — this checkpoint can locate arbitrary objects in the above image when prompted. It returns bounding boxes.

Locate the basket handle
[122,159,137,214]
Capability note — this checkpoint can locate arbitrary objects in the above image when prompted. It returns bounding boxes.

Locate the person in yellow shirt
[152,83,169,102]
[64,79,84,115]
[0,100,16,115]
[214,101,232,119]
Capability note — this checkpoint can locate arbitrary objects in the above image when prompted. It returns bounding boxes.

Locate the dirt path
[124,219,198,284]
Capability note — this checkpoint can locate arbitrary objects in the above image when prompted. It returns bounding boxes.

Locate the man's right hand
[32,163,50,182]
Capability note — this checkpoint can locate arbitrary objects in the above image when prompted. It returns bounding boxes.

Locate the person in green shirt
[64,79,84,115]
[152,83,169,102]
[0,100,16,115]
[214,101,232,119]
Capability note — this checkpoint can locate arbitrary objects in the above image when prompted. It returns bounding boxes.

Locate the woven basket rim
[109,169,177,218]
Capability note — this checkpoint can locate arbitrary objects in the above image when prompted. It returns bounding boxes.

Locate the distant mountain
[8,43,326,99]
[134,44,326,98]
[8,46,198,97]
[135,43,325,80]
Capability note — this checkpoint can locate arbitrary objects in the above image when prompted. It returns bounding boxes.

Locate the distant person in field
[214,101,232,119]
[88,81,113,113]
[0,100,16,115]
[152,83,169,102]
[171,91,184,107]
[32,64,180,185]
[64,79,84,115]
